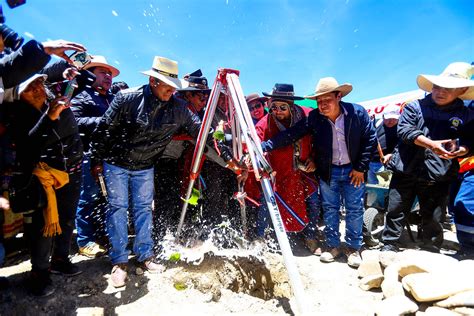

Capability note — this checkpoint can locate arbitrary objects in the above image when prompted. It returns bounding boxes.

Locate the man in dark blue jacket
[261,77,376,268]
[381,62,474,252]
[71,55,119,258]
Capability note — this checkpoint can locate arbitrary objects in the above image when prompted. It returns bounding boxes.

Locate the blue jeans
[368,161,384,184]
[257,191,321,237]
[0,242,4,266]
[302,190,322,240]
[104,162,154,265]
[76,154,104,247]
[320,165,365,250]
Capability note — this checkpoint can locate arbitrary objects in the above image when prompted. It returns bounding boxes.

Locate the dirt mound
[169,253,291,301]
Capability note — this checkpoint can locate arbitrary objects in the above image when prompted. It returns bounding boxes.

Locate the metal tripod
[176,68,308,315]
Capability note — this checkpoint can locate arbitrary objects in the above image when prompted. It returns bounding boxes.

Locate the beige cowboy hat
[305,77,352,99]
[18,74,48,95]
[245,92,268,104]
[141,56,182,89]
[417,62,474,100]
[83,55,120,78]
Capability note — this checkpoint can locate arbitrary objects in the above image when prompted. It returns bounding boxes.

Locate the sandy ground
[0,226,458,316]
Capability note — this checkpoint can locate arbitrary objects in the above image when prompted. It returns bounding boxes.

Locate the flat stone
[359,274,384,291]
[76,307,104,316]
[358,259,383,278]
[435,290,474,308]
[423,306,461,316]
[453,306,474,315]
[402,272,474,302]
[375,295,418,316]
[381,280,405,298]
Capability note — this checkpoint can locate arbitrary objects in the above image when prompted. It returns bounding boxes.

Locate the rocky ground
[0,226,460,316]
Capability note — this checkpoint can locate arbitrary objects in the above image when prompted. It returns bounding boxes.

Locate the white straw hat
[141,56,182,89]
[417,62,474,100]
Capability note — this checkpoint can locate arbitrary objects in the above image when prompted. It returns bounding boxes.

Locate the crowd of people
[0,22,473,299]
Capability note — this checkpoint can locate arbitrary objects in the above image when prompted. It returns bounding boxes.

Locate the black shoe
[29,270,54,297]
[50,258,82,277]
[380,243,399,252]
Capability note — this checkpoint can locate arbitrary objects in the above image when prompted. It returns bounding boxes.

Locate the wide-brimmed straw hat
[18,74,48,95]
[245,93,268,104]
[417,62,474,100]
[178,69,211,92]
[83,55,120,78]
[141,56,182,89]
[263,83,303,100]
[305,77,352,99]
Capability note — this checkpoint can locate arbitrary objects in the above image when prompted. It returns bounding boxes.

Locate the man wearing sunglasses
[261,78,376,268]
[248,84,322,253]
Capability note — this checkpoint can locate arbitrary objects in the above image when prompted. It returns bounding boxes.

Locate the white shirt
[328,109,351,165]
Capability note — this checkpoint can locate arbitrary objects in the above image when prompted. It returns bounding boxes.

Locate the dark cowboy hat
[178,69,211,92]
[262,83,304,100]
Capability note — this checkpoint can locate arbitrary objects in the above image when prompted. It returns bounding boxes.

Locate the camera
[68,51,91,69]
[0,24,24,51]
[443,138,460,152]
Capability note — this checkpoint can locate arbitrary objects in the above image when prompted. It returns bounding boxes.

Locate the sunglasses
[270,102,290,112]
[249,103,262,111]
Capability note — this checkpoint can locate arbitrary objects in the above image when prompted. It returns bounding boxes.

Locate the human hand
[439,145,469,160]
[47,96,70,120]
[237,169,249,186]
[62,67,80,81]
[349,169,365,187]
[0,197,10,211]
[300,158,316,173]
[42,40,86,64]
[382,154,392,165]
[429,139,459,159]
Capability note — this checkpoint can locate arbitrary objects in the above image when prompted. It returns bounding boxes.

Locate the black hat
[178,69,211,92]
[262,83,304,100]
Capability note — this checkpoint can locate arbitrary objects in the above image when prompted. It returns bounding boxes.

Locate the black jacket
[261,101,377,182]
[90,85,230,170]
[0,40,51,90]
[71,87,113,152]
[6,100,83,173]
[388,95,474,182]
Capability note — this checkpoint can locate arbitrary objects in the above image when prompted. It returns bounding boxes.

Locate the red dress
[246,106,317,232]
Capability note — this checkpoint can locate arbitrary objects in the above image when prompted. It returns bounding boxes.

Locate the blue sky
[5,0,474,102]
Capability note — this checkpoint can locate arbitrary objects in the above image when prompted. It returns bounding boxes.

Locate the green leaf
[169,252,181,262]
[174,282,187,291]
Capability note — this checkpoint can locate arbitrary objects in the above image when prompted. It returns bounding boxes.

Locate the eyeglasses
[249,103,262,111]
[270,102,290,112]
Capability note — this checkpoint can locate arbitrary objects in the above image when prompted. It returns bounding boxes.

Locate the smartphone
[68,51,91,69]
[63,78,77,101]
[443,139,460,152]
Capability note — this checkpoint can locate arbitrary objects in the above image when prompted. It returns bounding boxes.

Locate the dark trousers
[382,173,449,245]
[24,169,82,271]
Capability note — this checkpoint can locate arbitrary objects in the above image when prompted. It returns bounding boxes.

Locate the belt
[331,163,351,168]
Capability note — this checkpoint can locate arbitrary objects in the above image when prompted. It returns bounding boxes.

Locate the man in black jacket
[71,55,119,258]
[381,62,474,252]
[261,77,376,268]
[90,56,240,288]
